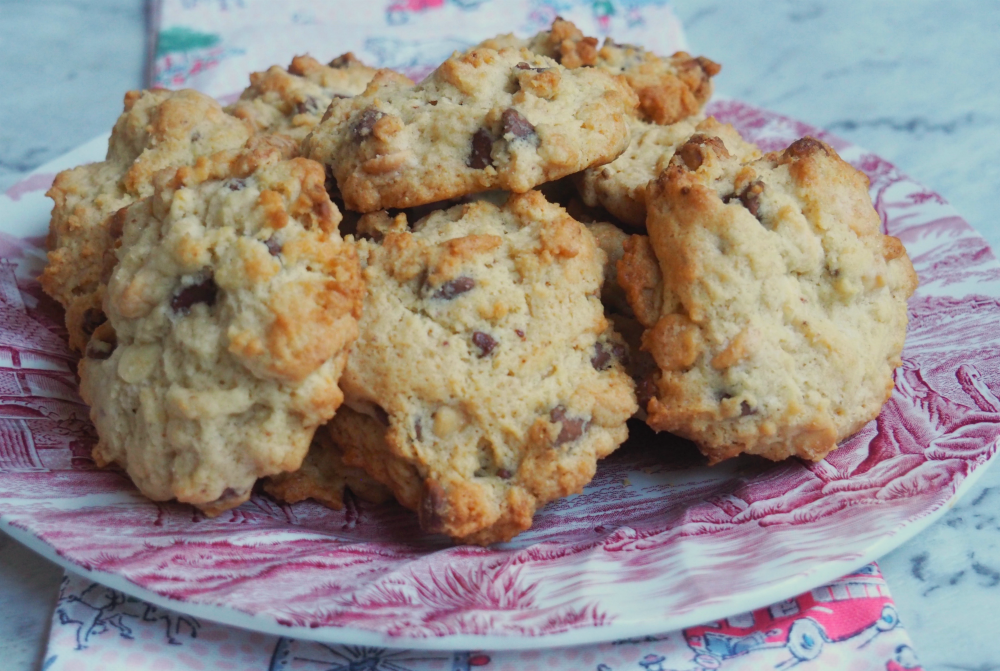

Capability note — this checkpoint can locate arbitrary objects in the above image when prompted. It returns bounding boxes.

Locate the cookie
[620,135,918,463]
[78,137,363,514]
[264,426,392,509]
[41,89,252,351]
[303,47,637,212]
[576,117,760,228]
[335,191,637,544]
[227,53,405,143]
[482,18,719,125]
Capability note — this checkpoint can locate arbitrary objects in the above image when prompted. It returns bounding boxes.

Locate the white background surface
[1,1,999,669]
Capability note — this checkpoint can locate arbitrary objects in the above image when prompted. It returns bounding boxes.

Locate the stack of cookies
[41,19,917,545]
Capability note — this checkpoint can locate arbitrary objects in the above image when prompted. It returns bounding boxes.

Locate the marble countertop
[1,1,999,669]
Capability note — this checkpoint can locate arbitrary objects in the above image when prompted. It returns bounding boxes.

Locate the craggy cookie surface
[79,137,363,514]
[336,191,636,544]
[621,136,918,463]
[483,18,719,126]
[303,47,636,212]
[264,425,392,510]
[576,117,760,228]
[42,89,252,351]
[227,53,400,143]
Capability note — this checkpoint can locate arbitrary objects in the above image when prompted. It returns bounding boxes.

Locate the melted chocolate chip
[373,405,390,426]
[496,468,512,479]
[227,178,246,191]
[328,54,353,69]
[740,181,765,218]
[785,136,829,159]
[353,108,385,141]
[501,108,536,141]
[171,276,218,314]
[433,276,475,299]
[472,331,497,357]
[591,341,628,371]
[81,308,106,336]
[550,406,588,446]
[740,401,756,416]
[265,237,281,256]
[468,129,494,169]
[295,96,323,115]
[514,329,525,339]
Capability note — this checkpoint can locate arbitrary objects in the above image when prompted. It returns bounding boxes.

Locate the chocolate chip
[501,108,536,141]
[591,341,628,371]
[677,134,728,171]
[496,468,512,479]
[472,331,497,357]
[550,406,588,446]
[329,53,353,69]
[353,108,385,141]
[415,419,423,441]
[264,237,281,256]
[785,136,829,159]
[592,343,612,371]
[295,96,323,115]
[171,275,218,314]
[724,180,765,222]
[373,405,390,426]
[468,129,494,169]
[514,329,525,339]
[740,180,764,218]
[740,401,756,416]
[433,276,475,299]
[85,338,115,360]
[227,178,246,191]
[191,131,201,142]
[81,308,106,336]
[419,481,447,533]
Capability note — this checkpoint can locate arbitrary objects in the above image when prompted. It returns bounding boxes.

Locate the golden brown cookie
[483,17,719,125]
[41,89,252,351]
[227,53,405,142]
[79,137,363,514]
[620,136,918,463]
[303,47,637,212]
[335,191,636,544]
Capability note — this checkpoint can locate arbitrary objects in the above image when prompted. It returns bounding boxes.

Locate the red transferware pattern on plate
[0,99,997,649]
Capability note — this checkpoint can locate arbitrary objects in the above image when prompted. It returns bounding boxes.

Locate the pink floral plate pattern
[0,99,997,651]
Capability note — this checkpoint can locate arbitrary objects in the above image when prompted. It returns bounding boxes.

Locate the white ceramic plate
[1,100,997,650]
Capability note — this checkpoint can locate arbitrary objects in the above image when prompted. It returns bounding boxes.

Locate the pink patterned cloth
[43,565,921,671]
[31,1,924,669]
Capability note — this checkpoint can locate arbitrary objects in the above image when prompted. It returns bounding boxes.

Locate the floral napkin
[37,1,923,669]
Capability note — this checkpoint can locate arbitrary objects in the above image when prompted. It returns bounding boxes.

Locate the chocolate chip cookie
[42,89,252,351]
[483,17,719,126]
[335,191,636,544]
[620,135,918,463]
[79,137,363,514]
[227,53,406,142]
[303,47,637,212]
[576,117,760,228]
